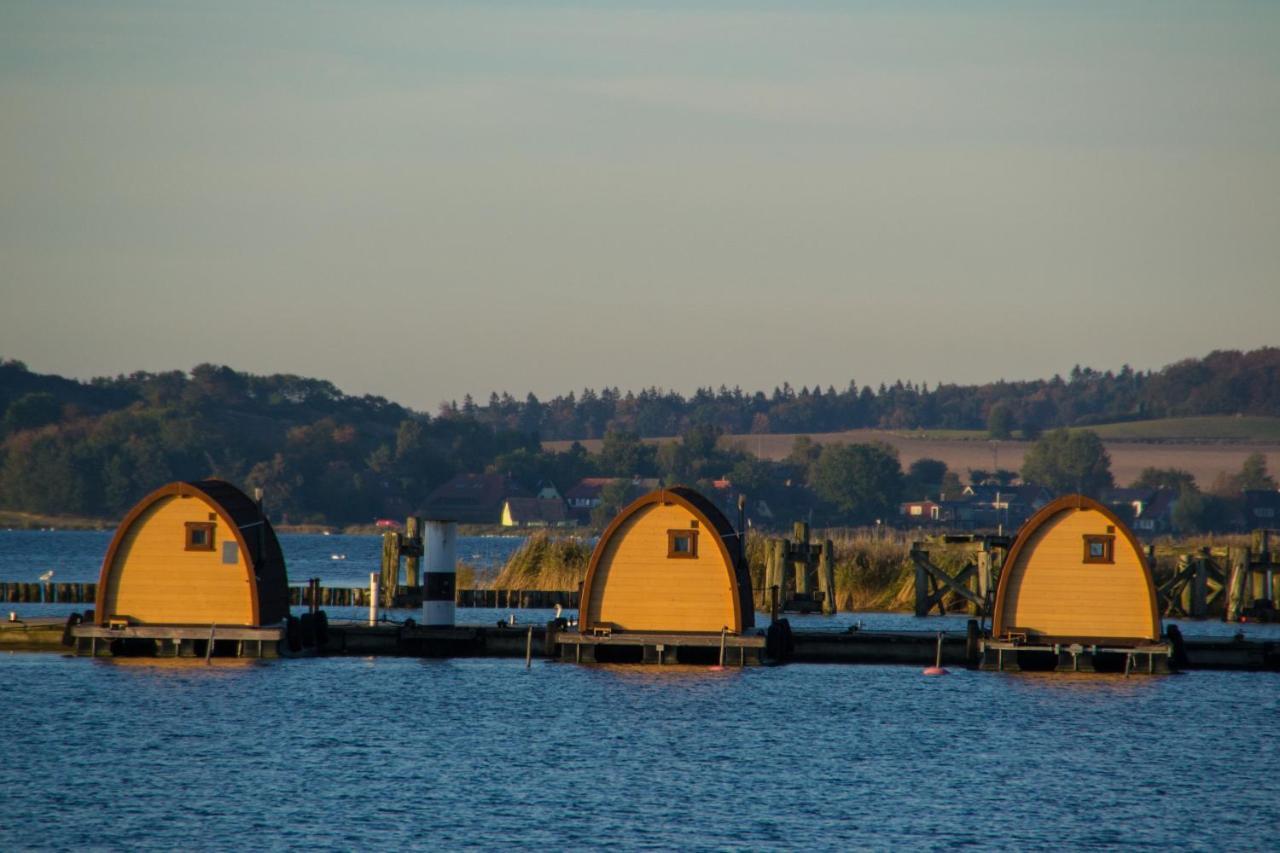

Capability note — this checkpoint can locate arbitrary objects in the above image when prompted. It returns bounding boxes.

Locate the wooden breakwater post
[763,523,836,615]
[1225,530,1280,621]
[910,535,1006,618]
[1157,548,1227,619]
[379,516,425,608]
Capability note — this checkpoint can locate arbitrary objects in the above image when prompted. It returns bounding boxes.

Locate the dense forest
[0,348,1277,525]
[445,347,1280,439]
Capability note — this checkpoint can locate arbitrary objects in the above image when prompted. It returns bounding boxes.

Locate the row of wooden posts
[0,580,578,609]
[0,581,96,604]
[289,585,580,609]
[1158,530,1280,620]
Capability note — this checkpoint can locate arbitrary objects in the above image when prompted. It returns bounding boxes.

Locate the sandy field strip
[544,430,1280,489]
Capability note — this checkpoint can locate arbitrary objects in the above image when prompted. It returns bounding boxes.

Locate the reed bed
[745,530,975,612]
[491,531,592,590]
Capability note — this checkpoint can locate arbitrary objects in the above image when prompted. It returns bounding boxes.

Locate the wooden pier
[555,630,767,665]
[979,638,1173,674]
[71,624,283,658]
[3,614,1276,672]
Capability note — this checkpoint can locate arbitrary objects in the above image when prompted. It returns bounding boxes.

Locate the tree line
[440,347,1280,439]
[0,353,1276,528]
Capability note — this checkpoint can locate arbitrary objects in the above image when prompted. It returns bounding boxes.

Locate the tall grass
[492,531,592,590]
[745,530,975,612]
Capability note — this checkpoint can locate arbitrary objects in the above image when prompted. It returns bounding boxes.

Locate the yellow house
[94,480,289,627]
[992,494,1160,644]
[579,487,754,634]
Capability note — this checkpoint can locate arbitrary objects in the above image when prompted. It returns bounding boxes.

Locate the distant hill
[4,348,1280,526]
[0,360,534,524]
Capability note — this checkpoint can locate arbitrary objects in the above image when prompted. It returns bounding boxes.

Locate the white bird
[38,570,54,582]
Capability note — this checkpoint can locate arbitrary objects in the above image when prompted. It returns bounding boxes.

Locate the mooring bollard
[423,520,457,627]
[710,626,728,671]
[369,573,379,626]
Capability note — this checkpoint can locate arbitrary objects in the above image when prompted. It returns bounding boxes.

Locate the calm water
[2,655,1278,850]
[2,533,1280,850]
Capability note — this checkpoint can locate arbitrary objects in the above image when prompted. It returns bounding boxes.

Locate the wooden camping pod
[94,480,289,627]
[992,494,1160,644]
[579,487,754,634]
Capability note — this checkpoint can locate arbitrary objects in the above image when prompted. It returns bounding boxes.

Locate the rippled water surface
[2,533,1279,850]
[3,654,1278,851]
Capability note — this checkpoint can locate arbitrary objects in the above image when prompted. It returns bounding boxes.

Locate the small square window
[1083,534,1114,564]
[667,529,699,559]
[185,521,215,552]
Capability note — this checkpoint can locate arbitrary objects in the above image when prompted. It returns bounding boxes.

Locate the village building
[708,477,774,526]
[1243,489,1280,525]
[94,480,289,627]
[420,473,529,525]
[564,476,662,524]
[1101,487,1179,536]
[500,496,572,528]
[900,484,1051,530]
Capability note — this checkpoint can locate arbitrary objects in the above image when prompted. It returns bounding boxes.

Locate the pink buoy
[922,666,949,676]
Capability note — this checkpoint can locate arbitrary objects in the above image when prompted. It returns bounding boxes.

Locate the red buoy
[924,632,949,675]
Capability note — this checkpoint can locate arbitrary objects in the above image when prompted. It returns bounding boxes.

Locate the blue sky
[2,1,1278,409]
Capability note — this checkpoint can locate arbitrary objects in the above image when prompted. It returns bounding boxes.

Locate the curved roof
[579,486,753,633]
[992,494,1159,641]
[95,480,289,625]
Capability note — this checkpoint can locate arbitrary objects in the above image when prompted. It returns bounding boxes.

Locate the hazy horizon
[3,1,1278,410]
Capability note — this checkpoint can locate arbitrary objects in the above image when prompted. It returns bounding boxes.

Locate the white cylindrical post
[423,520,457,626]
[369,572,379,626]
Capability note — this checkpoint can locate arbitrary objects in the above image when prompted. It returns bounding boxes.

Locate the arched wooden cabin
[993,495,1160,644]
[94,480,289,627]
[579,487,754,634]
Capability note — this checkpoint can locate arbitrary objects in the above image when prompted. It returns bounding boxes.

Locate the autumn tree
[1020,429,1113,497]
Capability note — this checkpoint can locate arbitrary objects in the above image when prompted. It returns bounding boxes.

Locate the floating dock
[3,616,1277,671]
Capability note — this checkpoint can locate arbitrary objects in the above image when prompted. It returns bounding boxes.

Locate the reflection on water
[96,656,268,673]
[997,669,1173,695]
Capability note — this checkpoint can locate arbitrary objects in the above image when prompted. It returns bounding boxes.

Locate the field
[543,416,1280,489]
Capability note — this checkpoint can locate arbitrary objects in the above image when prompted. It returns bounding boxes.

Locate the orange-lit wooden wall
[993,496,1160,643]
[99,490,257,625]
[581,490,749,634]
